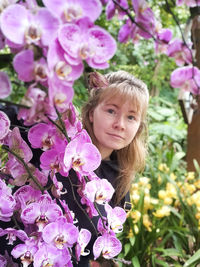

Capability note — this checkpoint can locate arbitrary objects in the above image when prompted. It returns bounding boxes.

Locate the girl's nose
[113,116,125,130]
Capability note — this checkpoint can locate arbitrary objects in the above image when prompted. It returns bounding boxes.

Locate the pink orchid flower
[63,130,101,175]
[106,0,128,20]
[93,233,122,260]
[58,17,117,69]
[33,243,72,267]
[13,49,48,83]
[0,179,16,222]
[105,203,127,233]
[170,66,200,95]
[43,0,102,23]
[83,178,115,205]
[132,0,156,39]
[0,111,10,142]
[118,19,140,43]
[11,238,38,267]
[0,71,12,98]
[176,0,200,6]
[155,28,173,54]
[167,39,192,66]
[14,185,42,210]
[17,86,48,126]
[1,4,59,47]
[8,127,33,162]
[75,228,91,260]
[47,38,84,84]
[42,216,79,249]
[0,228,28,245]
[21,195,63,231]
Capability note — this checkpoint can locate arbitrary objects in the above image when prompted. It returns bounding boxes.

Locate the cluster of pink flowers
[104,0,200,96]
[0,0,127,266]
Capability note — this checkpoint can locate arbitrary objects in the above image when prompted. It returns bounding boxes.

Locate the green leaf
[132,256,140,267]
[183,249,200,267]
[124,243,131,257]
[129,236,135,246]
[154,258,170,267]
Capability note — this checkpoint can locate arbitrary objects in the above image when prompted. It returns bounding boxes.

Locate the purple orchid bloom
[75,228,91,260]
[0,71,12,98]
[63,130,101,174]
[59,199,75,223]
[118,19,140,43]
[132,0,156,39]
[155,28,173,54]
[43,0,102,23]
[106,0,128,20]
[58,17,117,69]
[0,111,10,142]
[167,39,192,66]
[21,194,63,231]
[42,216,79,249]
[48,78,74,113]
[14,185,42,210]
[0,179,16,222]
[83,178,115,205]
[17,86,48,126]
[8,127,33,163]
[28,123,59,151]
[33,243,72,267]
[13,49,48,83]
[170,66,200,95]
[0,227,28,245]
[0,29,5,50]
[48,38,84,84]
[93,233,122,260]
[11,238,38,267]
[176,0,200,6]
[105,203,127,233]
[1,4,59,47]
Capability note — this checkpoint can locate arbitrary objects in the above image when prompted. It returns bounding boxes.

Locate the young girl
[81,70,149,266]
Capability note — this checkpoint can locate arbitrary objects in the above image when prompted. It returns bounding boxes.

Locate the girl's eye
[128,115,135,121]
[107,109,115,114]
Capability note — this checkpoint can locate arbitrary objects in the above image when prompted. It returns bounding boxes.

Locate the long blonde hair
[82,70,149,204]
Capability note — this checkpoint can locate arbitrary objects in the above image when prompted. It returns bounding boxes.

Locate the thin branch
[68,177,98,237]
[2,145,44,192]
[0,99,30,109]
[112,0,157,41]
[54,105,71,143]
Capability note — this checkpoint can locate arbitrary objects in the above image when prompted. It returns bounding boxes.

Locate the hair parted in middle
[82,70,149,204]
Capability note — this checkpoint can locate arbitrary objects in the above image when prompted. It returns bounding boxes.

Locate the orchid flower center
[42,259,53,267]
[54,234,66,249]
[25,24,41,44]
[42,135,53,150]
[55,61,72,80]
[34,64,47,81]
[79,44,92,60]
[103,249,110,257]
[72,156,85,171]
[54,93,67,108]
[36,214,48,231]
[63,6,82,22]
[20,251,33,267]
[50,159,61,172]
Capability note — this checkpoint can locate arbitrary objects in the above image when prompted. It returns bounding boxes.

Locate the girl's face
[89,95,141,159]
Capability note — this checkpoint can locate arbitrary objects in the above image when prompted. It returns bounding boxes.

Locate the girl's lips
[107,133,124,140]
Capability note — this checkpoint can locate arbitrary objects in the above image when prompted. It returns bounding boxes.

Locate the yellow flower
[143,214,152,232]
[166,183,177,199]
[134,224,139,234]
[130,210,141,223]
[131,193,140,204]
[194,180,200,189]
[127,228,134,238]
[186,172,195,181]
[164,197,173,205]
[144,195,153,210]
[195,213,200,220]
[158,190,167,200]
[153,206,171,218]
[158,174,162,184]
[158,163,169,173]
[170,173,177,180]
[139,177,150,187]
